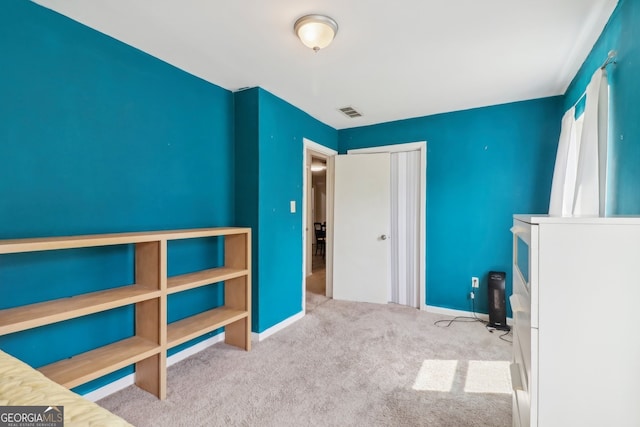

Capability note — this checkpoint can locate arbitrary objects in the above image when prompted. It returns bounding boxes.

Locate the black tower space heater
[488,271,510,331]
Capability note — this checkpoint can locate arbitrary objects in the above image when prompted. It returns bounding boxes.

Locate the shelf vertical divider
[134,239,167,399]
[223,231,251,351]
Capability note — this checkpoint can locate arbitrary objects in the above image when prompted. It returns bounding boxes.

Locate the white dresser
[510,215,640,427]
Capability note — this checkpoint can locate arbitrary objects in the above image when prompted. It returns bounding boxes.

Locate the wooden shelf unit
[0,227,251,400]
[0,285,162,336]
[167,266,248,294]
[167,307,248,349]
[38,336,161,390]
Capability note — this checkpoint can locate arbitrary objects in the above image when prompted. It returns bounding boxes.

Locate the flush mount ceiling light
[294,14,338,52]
[311,162,327,172]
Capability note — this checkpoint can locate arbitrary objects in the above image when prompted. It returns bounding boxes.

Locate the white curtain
[573,68,609,216]
[549,107,578,216]
[390,150,420,308]
[549,68,608,217]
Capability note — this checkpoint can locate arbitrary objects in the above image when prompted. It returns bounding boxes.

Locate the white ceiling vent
[338,106,362,118]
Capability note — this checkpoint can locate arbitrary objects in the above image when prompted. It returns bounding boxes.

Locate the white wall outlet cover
[290,200,296,213]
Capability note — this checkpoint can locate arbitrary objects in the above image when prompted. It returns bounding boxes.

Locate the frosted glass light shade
[294,15,338,52]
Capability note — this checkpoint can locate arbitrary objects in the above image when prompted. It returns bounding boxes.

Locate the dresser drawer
[510,294,531,388]
[513,389,530,427]
[511,363,530,427]
[512,326,529,393]
[512,391,521,427]
[514,312,531,385]
[512,260,530,300]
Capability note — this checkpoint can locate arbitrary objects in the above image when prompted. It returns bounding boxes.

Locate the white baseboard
[82,333,226,402]
[166,333,225,366]
[82,375,135,403]
[251,310,304,342]
[425,305,512,325]
[425,305,490,321]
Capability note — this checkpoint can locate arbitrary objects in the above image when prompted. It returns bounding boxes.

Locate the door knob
[380,234,388,240]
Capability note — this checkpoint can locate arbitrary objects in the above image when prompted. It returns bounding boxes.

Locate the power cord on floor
[434,297,513,343]
[433,316,481,327]
[485,323,513,343]
[433,297,487,327]
[497,329,513,343]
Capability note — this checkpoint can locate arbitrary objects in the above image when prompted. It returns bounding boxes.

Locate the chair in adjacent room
[314,222,326,257]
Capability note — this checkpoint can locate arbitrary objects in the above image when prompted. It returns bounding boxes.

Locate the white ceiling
[34,0,618,130]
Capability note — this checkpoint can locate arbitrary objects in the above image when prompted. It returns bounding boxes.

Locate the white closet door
[390,150,420,308]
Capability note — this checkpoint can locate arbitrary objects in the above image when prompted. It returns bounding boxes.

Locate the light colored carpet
[305,269,326,297]
[305,289,330,314]
[98,298,512,427]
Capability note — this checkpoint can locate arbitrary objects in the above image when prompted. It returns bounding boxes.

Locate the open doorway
[307,157,327,297]
[302,138,336,314]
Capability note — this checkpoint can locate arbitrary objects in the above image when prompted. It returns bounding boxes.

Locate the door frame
[302,138,337,313]
[348,141,427,310]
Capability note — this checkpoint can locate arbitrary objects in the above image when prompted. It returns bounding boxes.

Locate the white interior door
[333,152,390,304]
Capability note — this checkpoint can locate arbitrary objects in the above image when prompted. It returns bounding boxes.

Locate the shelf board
[167,267,248,294]
[0,286,162,336]
[167,307,248,349]
[0,227,250,254]
[38,336,160,389]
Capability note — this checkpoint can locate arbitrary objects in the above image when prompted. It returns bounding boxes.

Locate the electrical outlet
[471,277,479,288]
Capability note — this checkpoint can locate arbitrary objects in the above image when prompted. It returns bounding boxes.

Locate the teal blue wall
[0,1,234,393]
[235,88,337,333]
[564,0,640,214]
[339,97,563,313]
[257,89,337,331]
[234,88,261,331]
